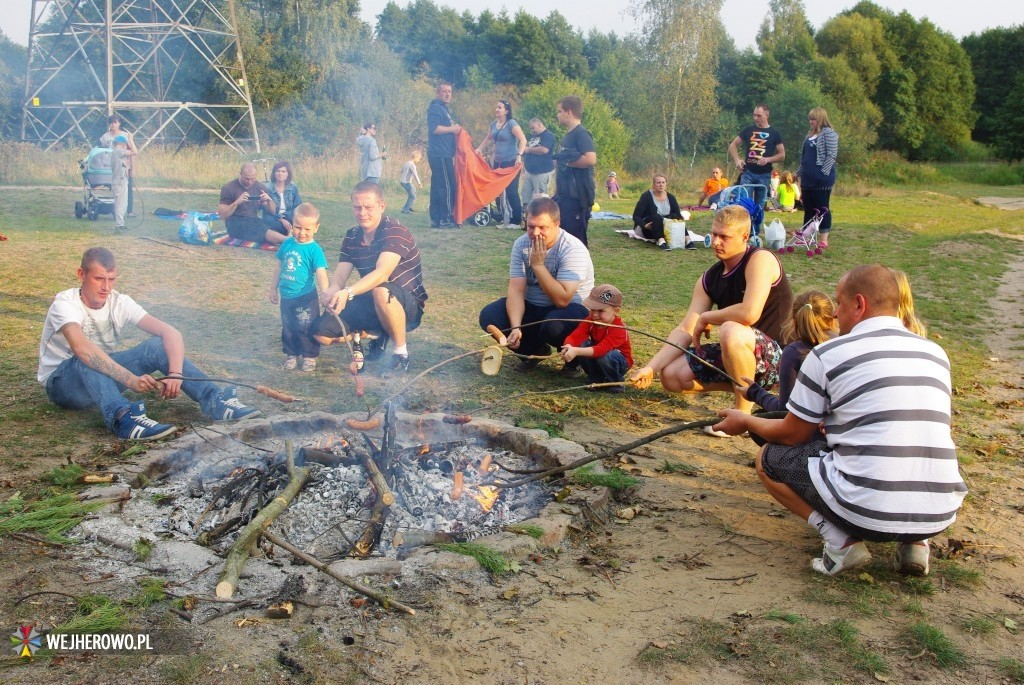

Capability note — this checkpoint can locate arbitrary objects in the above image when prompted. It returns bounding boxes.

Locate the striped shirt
[338,217,427,305]
[787,316,966,535]
[510,229,594,307]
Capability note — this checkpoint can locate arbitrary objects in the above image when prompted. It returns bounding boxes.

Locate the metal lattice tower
[22,0,260,152]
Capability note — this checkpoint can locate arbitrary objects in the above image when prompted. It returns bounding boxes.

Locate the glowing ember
[472,485,500,512]
[418,444,430,456]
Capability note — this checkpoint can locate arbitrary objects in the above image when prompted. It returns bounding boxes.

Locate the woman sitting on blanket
[632,174,688,250]
[263,160,303,235]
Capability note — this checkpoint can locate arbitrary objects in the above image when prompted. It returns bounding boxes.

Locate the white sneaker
[811,541,872,576]
[283,356,298,370]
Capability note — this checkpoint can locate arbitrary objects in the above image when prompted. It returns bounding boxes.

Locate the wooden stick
[368,346,493,419]
[468,381,632,413]
[155,376,298,403]
[215,442,309,598]
[261,529,415,616]
[488,411,787,489]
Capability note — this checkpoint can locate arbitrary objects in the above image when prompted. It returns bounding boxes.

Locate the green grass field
[0,179,1021,474]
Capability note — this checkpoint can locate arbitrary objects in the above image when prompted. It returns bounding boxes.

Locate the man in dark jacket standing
[552,95,596,246]
[426,82,462,228]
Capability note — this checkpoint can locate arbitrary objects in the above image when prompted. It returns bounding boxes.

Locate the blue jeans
[579,348,629,384]
[45,337,221,432]
[401,182,416,212]
[478,298,588,357]
[739,169,771,234]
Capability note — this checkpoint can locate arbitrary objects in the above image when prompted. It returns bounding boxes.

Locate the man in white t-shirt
[478,197,594,371]
[713,264,967,577]
[38,248,259,440]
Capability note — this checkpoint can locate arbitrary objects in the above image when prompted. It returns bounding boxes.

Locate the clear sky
[2,0,1022,49]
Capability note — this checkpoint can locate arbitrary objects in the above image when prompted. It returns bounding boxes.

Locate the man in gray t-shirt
[478,197,594,363]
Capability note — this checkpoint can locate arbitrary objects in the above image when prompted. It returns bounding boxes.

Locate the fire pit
[72,409,604,606]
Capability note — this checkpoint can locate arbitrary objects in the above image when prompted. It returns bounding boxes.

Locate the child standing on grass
[777,171,800,212]
[736,289,836,441]
[270,202,329,372]
[605,172,620,200]
[111,134,136,234]
[560,284,633,391]
[400,150,423,214]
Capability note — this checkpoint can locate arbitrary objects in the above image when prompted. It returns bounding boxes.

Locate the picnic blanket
[212,231,278,251]
[590,211,630,220]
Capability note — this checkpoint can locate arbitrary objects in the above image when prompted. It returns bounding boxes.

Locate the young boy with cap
[560,284,633,391]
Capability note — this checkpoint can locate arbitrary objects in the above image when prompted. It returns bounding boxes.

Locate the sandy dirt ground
[2,256,1023,685]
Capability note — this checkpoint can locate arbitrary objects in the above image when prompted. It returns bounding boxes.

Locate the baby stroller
[471,192,516,228]
[780,209,829,257]
[74,147,115,221]
[718,184,767,247]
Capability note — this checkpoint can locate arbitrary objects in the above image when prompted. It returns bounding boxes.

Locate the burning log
[261,529,415,615]
[216,441,309,599]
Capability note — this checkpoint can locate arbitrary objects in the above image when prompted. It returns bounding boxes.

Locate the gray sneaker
[811,541,872,576]
[896,540,930,576]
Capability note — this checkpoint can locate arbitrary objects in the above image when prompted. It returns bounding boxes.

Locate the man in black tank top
[632,205,793,419]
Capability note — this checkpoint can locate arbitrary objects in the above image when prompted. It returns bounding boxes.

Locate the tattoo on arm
[85,352,134,386]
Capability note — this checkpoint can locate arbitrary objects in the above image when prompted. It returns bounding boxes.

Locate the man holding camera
[218,162,286,245]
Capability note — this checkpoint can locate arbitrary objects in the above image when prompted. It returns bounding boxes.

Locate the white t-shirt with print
[38,288,147,382]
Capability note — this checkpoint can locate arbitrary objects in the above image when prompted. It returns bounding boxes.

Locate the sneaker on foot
[116,402,176,441]
[811,541,872,576]
[559,362,583,377]
[896,540,929,576]
[283,355,298,370]
[383,353,410,376]
[301,358,317,372]
[684,241,697,250]
[364,335,388,362]
[657,240,670,251]
[211,387,260,422]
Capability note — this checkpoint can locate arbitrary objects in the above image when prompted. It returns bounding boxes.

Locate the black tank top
[701,247,793,342]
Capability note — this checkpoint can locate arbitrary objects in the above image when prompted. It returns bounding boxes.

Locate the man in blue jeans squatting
[38,247,258,441]
[728,104,785,238]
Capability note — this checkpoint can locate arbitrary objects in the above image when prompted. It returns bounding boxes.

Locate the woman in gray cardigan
[798,107,839,248]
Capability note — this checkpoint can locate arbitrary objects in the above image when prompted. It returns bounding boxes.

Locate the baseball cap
[608,171,616,176]
[583,284,622,311]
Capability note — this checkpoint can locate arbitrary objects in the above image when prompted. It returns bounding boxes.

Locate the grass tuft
[764,608,804,624]
[506,523,544,539]
[434,542,518,575]
[999,657,1024,683]
[571,465,640,490]
[907,621,966,668]
[40,464,85,488]
[54,595,129,634]
[124,578,167,608]
[0,494,105,543]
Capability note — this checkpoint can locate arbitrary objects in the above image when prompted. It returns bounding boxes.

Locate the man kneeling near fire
[38,247,258,441]
[712,264,966,576]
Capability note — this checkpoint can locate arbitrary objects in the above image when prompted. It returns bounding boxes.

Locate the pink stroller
[780,209,829,257]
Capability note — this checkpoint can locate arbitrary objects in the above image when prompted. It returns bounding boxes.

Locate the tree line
[1,0,1023,166]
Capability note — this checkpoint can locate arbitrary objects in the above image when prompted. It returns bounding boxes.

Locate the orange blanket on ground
[453,129,520,224]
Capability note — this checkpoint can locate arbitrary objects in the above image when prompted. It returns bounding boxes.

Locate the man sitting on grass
[711,264,967,576]
[38,247,258,441]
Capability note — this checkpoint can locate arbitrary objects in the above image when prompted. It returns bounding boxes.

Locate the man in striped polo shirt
[313,181,427,375]
[714,264,966,576]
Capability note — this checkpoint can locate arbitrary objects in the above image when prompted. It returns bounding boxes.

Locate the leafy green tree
[520,76,629,173]
[376,0,472,84]
[962,25,1024,149]
[755,0,818,80]
[0,31,27,139]
[815,12,892,98]
[629,0,723,166]
[992,72,1024,161]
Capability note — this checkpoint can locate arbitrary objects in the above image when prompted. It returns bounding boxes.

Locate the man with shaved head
[219,162,285,245]
[713,264,967,578]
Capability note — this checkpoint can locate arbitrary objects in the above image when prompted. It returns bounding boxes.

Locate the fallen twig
[262,529,416,615]
[705,573,759,581]
[216,442,309,598]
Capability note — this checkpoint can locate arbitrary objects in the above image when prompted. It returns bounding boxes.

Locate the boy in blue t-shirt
[270,202,329,371]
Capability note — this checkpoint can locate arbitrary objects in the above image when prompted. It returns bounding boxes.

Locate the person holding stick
[38,248,259,441]
[712,265,966,576]
[478,197,594,371]
[312,181,427,376]
[631,205,794,432]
